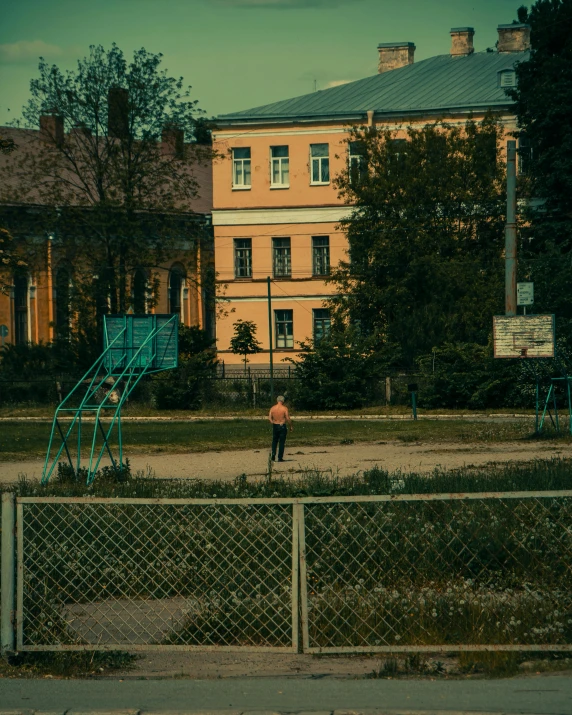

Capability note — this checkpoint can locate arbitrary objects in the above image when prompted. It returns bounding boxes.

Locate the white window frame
[313,308,331,344]
[312,236,330,276]
[310,143,330,185]
[275,309,294,349]
[270,146,290,188]
[348,141,365,182]
[234,238,253,279]
[272,237,292,278]
[232,147,251,189]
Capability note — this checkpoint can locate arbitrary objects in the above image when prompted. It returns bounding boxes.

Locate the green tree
[152,324,217,409]
[331,117,506,369]
[0,136,27,292]
[1,44,212,355]
[230,319,262,375]
[509,0,572,341]
[290,326,394,410]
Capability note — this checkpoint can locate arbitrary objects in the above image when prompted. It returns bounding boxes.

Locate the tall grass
[3,456,572,499]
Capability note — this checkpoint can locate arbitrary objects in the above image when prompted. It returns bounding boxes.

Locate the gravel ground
[2,439,572,483]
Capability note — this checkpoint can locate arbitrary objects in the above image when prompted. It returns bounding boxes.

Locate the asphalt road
[1,674,571,713]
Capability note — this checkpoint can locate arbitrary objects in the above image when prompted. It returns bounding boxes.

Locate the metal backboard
[104,314,178,372]
[493,315,555,358]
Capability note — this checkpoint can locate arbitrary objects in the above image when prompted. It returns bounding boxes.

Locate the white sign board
[493,315,555,358]
[517,282,534,306]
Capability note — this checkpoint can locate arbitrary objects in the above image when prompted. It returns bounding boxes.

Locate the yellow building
[212,23,530,369]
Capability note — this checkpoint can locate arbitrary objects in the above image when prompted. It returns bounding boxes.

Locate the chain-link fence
[13,498,299,651]
[300,492,572,653]
[3,492,571,654]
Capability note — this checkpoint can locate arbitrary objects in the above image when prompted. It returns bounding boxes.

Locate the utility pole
[505,140,517,316]
[267,276,274,402]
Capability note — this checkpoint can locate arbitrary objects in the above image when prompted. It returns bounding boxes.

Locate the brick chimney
[162,125,185,159]
[377,42,415,74]
[497,23,531,52]
[39,113,64,146]
[107,87,129,138]
[450,27,475,56]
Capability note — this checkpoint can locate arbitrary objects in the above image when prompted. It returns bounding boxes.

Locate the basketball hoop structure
[42,314,178,485]
[493,315,555,359]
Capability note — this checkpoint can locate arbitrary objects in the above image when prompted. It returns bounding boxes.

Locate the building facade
[0,117,214,349]
[212,23,530,369]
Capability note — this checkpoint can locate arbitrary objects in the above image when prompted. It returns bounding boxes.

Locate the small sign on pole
[517,282,534,306]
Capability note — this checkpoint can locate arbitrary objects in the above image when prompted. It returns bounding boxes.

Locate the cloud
[0,40,80,64]
[214,0,359,7]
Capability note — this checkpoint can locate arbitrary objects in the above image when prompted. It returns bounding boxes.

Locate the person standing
[268,395,293,462]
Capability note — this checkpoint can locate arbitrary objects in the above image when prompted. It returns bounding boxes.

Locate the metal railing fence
[2,491,572,654]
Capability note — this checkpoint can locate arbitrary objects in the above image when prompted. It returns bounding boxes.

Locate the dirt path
[2,439,571,483]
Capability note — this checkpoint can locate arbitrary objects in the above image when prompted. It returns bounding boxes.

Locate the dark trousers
[271,424,288,460]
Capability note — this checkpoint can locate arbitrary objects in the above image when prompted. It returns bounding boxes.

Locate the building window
[55,265,72,340]
[312,236,330,276]
[313,308,331,344]
[132,268,148,314]
[519,133,533,175]
[348,141,365,182]
[13,273,28,345]
[232,147,251,188]
[272,237,291,278]
[169,265,185,320]
[234,238,252,278]
[310,143,330,184]
[275,309,294,348]
[271,146,289,187]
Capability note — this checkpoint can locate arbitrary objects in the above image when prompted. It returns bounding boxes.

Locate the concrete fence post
[1,492,16,654]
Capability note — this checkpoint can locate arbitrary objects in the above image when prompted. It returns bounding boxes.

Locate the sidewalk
[1,673,571,713]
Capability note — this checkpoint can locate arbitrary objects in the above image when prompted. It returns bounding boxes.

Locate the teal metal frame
[538,376,572,436]
[42,314,178,485]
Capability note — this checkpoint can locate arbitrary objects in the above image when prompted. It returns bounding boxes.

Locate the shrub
[152,325,217,409]
[289,327,387,410]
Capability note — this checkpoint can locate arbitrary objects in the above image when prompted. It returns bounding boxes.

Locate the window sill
[232,186,251,191]
[270,185,290,190]
[272,276,292,281]
[312,274,331,279]
[310,182,330,187]
[233,276,253,281]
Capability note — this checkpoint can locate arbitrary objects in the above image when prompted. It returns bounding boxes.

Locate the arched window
[55,264,72,340]
[13,273,29,345]
[132,268,148,314]
[168,264,185,320]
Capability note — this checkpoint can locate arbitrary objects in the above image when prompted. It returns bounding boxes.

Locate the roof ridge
[217,50,528,122]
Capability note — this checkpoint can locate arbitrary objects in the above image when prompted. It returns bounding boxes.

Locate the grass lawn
[0,417,547,461]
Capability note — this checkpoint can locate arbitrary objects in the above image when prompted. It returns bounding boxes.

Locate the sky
[1,0,521,125]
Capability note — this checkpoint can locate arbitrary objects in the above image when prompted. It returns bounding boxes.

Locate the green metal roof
[218,51,528,125]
